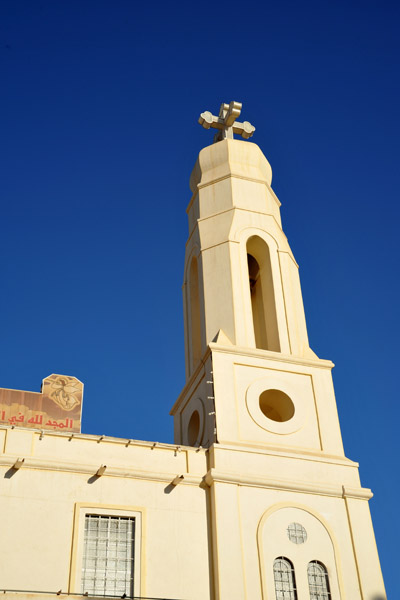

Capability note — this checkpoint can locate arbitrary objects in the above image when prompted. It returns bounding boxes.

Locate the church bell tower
[170,102,386,599]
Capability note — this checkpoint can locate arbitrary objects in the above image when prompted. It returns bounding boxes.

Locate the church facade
[0,104,386,600]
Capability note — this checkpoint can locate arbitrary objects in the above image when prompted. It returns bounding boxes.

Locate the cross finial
[198,101,255,143]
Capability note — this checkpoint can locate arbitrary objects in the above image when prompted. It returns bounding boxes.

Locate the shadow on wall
[87,474,100,484]
[4,467,17,479]
[372,595,387,600]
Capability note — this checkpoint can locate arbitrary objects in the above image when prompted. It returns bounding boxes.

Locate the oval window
[259,389,295,422]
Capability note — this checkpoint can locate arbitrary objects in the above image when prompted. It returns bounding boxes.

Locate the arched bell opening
[189,256,202,372]
[246,236,280,352]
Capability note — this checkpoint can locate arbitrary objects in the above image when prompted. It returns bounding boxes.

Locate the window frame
[307,560,331,599]
[273,556,298,600]
[70,505,142,597]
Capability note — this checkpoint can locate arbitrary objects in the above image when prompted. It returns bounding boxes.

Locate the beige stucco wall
[0,424,386,600]
[205,444,384,600]
[0,427,211,600]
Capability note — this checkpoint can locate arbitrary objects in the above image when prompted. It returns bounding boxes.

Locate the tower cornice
[189,139,273,193]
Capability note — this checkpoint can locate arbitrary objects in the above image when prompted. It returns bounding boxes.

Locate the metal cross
[198,101,255,143]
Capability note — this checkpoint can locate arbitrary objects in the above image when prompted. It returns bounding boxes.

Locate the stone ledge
[204,467,372,500]
[0,456,205,486]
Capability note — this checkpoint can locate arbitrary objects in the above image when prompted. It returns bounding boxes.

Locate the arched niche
[182,397,205,447]
[246,235,280,352]
[257,506,342,599]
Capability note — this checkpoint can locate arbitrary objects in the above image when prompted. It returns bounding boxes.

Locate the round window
[259,389,295,422]
[287,522,307,544]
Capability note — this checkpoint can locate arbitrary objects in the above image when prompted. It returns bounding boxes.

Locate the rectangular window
[81,514,135,597]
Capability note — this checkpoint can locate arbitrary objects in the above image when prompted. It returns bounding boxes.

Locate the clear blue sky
[1,1,399,596]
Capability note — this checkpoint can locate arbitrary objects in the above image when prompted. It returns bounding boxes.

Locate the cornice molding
[0,456,204,486]
[204,468,372,500]
[211,442,358,468]
[208,343,334,369]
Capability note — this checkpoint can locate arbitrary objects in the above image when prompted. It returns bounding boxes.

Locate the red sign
[0,374,83,433]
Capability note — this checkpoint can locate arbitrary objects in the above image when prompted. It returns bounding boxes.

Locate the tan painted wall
[0,427,211,600]
[0,423,386,600]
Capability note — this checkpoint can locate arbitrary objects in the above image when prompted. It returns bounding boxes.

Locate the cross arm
[232,121,255,139]
[198,111,255,140]
[198,101,255,141]
[198,111,224,130]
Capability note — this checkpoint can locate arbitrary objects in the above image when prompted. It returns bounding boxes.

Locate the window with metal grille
[273,557,298,600]
[307,561,331,599]
[286,522,307,544]
[81,514,135,597]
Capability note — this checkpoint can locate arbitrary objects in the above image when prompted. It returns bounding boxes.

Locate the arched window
[273,557,297,600]
[307,561,331,599]
[189,256,201,370]
[246,236,280,352]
